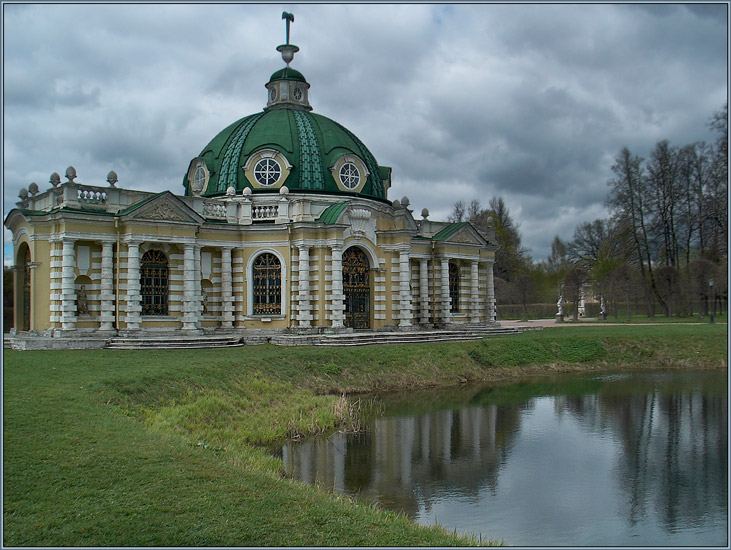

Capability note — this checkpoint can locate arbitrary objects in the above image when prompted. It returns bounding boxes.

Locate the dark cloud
[3,4,727,264]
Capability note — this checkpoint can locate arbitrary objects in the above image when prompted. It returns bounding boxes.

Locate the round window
[339,162,360,189]
[270,86,277,102]
[293,86,303,102]
[192,165,206,192]
[254,158,282,186]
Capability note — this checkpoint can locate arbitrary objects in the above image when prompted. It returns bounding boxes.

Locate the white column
[297,245,311,327]
[100,242,115,330]
[60,238,77,330]
[470,260,480,323]
[193,245,202,328]
[182,244,197,330]
[330,243,344,328]
[486,261,496,323]
[398,248,412,328]
[419,259,429,325]
[125,241,141,331]
[221,247,234,328]
[440,258,450,324]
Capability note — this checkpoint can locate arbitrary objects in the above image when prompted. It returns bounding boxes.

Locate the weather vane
[277,12,299,66]
[282,12,294,45]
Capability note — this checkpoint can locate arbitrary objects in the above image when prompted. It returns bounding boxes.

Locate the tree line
[450,104,728,320]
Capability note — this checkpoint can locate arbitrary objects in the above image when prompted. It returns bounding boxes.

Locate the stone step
[106,336,243,350]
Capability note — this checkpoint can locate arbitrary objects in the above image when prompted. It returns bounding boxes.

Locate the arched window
[449,262,459,313]
[141,250,168,315]
[253,253,281,315]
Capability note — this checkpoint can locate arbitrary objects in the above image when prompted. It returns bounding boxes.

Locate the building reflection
[282,403,522,518]
[554,379,728,535]
[283,373,727,535]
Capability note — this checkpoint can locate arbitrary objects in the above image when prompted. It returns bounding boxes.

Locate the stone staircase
[270,325,539,347]
[105,335,244,350]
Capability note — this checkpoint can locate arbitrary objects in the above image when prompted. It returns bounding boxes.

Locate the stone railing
[252,204,279,220]
[202,201,227,219]
[77,187,108,205]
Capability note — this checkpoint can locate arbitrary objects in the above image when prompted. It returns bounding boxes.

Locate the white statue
[557,294,563,316]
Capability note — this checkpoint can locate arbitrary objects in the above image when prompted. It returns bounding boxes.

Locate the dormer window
[254,158,282,186]
[339,162,360,189]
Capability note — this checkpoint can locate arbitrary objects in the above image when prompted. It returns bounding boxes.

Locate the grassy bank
[3,324,727,546]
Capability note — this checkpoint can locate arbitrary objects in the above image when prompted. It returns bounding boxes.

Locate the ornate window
[252,253,281,315]
[254,158,282,186]
[339,162,360,189]
[293,86,303,101]
[141,250,169,315]
[449,262,459,313]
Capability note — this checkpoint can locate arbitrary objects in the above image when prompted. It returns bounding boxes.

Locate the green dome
[184,108,388,201]
[268,67,307,84]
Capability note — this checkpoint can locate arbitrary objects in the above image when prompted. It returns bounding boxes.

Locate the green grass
[4,324,726,546]
[592,313,728,324]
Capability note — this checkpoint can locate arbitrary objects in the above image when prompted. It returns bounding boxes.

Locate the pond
[280,370,727,546]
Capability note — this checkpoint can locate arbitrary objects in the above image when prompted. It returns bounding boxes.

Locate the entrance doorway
[17,243,31,331]
[343,247,370,329]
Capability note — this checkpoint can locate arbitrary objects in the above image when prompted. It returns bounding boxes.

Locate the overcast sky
[3,3,728,264]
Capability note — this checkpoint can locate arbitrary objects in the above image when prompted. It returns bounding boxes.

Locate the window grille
[140,250,169,315]
[449,262,459,313]
[253,253,281,315]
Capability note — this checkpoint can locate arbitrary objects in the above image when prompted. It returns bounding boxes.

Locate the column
[470,260,480,323]
[330,243,345,328]
[486,260,496,323]
[221,247,234,328]
[125,241,141,330]
[440,258,450,324]
[100,242,115,330]
[193,245,202,328]
[398,248,412,328]
[297,245,311,327]
[182,244,197,330]
[60,238,77,330]
[419,259,429,325]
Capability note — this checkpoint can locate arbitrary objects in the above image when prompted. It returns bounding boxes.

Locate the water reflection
[282,371,727,546]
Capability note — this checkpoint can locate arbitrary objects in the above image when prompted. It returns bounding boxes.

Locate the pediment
[445,224,487,246]
[121,192,204,224]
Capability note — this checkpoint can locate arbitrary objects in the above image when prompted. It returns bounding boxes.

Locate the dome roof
[268,67,307,84]
[185,108,388,200]
[184,23,391,202]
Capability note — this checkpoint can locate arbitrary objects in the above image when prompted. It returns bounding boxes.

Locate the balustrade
[77,188,107,204]
[252,204,279,220]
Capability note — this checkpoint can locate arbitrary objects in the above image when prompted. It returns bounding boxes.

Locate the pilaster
[125,241,141,330]
[398,248,412,328]
[182,244,197,330]
[221,247,234,328]
[297,245,311,327]
[440,258,450,324]
[100,242,115,330]
[419,259,429,325]
[330,242,345,327]
[470,260,480,323]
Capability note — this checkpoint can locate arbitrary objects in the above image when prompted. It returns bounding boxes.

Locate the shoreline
[3,324,727,547]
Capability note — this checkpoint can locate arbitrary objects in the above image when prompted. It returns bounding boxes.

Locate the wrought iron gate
[343,247,370,329]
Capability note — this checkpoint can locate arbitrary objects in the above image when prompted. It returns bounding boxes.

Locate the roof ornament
[277,12,299,66]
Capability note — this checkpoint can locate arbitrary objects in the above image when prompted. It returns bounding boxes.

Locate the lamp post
[709,279,715,324]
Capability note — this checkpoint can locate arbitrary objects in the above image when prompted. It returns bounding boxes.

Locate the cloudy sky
[3,3,728,264]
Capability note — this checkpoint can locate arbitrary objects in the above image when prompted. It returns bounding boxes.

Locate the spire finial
[276,12,299,66]
[282,12,294,45]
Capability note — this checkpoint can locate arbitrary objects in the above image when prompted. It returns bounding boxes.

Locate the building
[5,21,497,344]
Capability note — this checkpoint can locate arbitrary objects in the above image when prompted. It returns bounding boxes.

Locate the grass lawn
[3,324,727,546]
